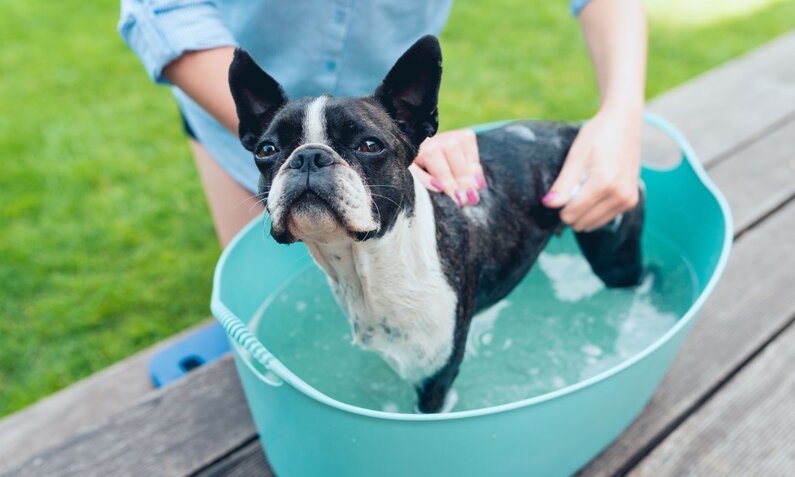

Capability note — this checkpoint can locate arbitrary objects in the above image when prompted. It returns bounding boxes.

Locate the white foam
[615,298,678,359]
[466,300,511,357]
[581,343,603,357]
[440,388,459,413]
[538,253,604,302]
[504,123,537,141]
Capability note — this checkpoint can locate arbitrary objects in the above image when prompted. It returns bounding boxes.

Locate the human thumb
[542,158,585,208]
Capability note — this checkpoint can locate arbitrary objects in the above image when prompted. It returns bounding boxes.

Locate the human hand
[410,129,487,207]
[542,108,643,232]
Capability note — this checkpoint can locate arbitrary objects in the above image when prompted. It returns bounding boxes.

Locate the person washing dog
[118,0,646,247]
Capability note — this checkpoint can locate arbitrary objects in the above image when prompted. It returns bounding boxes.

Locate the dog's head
[229,35,442,244]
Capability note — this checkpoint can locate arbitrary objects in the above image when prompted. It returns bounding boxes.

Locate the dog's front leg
[416,358,459,413]
[415,301,473,413]
[415,351,464,413]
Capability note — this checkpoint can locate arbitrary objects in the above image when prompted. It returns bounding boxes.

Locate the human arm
[542,0,647,231]
[162,47,239,134]
[117,0,239,133]
[411,0,647,214]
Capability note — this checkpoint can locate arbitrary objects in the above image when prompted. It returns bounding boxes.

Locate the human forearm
[579,0,647,116]
[542,0,648,231]
[163,46,239,134]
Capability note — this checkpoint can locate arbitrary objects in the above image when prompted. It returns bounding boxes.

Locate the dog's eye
[357,138,383,154]
[255,142,279,159]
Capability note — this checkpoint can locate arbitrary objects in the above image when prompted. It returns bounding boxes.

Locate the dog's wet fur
[229,35,644,413]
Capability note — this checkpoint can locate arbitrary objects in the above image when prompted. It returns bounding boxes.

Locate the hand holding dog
[411,111,641,233]
[542,108,642,232]
[413,0,646,232]
[544,0,646,232]
[411,129,486,207]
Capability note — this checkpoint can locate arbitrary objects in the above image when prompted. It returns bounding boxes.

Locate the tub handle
[642,113,707,175]
[212,301,285,387]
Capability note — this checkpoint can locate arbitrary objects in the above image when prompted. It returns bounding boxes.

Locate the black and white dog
[229,35,644,413]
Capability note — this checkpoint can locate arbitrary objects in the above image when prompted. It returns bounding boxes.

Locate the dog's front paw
[417,393,445,414]
[416,378,455,413]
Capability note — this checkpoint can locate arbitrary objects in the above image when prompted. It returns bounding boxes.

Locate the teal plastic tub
[212,114,732,477]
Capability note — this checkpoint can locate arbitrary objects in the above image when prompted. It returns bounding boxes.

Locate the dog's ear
[373,35,442,147]
[228,49,288,152]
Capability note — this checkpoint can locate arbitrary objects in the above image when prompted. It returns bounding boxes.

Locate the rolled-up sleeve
[570,0,591,16]
[118,0,237,84]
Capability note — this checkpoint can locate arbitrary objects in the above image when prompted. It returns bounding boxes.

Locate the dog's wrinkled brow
[268,102,307,149]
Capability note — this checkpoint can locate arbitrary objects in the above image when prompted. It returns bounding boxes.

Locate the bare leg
[189,139,263,247]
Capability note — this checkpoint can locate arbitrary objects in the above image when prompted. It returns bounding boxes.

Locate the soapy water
[250,230,697,413]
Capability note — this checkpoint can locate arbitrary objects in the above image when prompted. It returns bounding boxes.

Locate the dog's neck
[305,172,424,290]
[301,172,458,382]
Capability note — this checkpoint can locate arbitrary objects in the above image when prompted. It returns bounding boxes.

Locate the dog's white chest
[310,179,458,384]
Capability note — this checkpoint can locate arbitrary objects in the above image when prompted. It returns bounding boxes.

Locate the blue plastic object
[148,323,230,388]
[211,114,732,477]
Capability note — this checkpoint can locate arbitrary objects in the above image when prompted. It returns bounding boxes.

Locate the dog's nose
[287,148,335,172]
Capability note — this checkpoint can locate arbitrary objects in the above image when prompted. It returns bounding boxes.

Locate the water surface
[250,230,696,413]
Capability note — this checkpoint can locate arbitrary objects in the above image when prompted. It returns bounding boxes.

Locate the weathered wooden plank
[578,200,795,477]
[629,322,795,477]
[0,355,255,477]
[0,320,219,472]
[708,119,795,235]
[645,31,795,167]
[193,440,273,477]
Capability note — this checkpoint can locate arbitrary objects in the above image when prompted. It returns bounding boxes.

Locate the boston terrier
[228,35,644,413]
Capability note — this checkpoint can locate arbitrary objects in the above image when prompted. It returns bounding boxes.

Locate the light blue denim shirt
[119,0,591,192]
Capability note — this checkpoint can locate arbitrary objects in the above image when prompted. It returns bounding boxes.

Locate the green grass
[0,0,793,418]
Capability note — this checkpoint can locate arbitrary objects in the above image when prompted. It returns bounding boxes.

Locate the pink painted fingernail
[475,173,487,190]
[467,188,479,205]
[430,178,444,191]
[455,190,467,207]
[542,191,561,205]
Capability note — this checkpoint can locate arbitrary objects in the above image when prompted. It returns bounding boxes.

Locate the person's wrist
[598,96,644,123]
